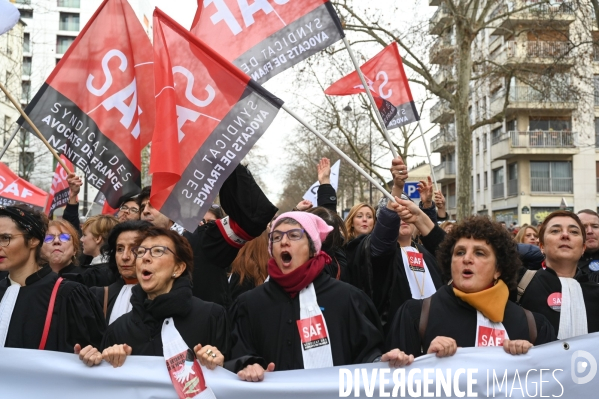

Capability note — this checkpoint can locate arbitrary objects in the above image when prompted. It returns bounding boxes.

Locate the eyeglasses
[269,229,305,243]
[0,234,25,247]
[132,245,176,259]
[43,233,72,244]
[120,205,140,214]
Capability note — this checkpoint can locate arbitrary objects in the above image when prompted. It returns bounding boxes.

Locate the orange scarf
[453,280,509,323]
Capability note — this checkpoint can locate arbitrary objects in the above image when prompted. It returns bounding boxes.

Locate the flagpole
[0,124,20,160]
[417,121,439,192]
[342,37,398,158]
[282,104,395,202]
[0,81,72,174]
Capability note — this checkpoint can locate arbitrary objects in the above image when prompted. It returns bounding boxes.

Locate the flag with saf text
[18,0,155,208]
[151,9,282,232]
[325,42,420,129]
[190,0,344,84]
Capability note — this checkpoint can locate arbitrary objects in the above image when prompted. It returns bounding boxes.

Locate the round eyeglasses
[43,233,72,244]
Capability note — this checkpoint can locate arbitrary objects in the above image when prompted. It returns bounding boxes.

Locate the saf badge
[477,326,506,347]
[547,292,562,312]
[407,251,424,272]
[297,315,329,350]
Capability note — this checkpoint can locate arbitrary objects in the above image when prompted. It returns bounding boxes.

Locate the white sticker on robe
[297,315,329,350]
[475,311,508,347]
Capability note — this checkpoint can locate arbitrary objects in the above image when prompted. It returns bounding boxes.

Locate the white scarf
[90,254,108,265]
[108,284,134,325]
[400,246,437,299]
[297,283,333,369]
[0,283,20,347]
[475,311,509,347]
[161,318,216,399]
[557,277,588,339]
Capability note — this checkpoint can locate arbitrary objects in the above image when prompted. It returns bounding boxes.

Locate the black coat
[90,278,127,322]
[0,266,105,352]
[227,272,384,372]
[101,277,229,357]
[185,165,277,308]
[387,285,556,356]
[519,267,599,336]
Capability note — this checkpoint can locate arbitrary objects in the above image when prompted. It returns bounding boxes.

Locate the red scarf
[268,251,331,298]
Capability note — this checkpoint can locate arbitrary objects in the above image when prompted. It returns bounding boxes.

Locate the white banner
[0,333,597,398]
[303,160,340,207]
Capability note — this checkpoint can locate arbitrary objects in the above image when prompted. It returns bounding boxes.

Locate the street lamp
[343,104,373,204]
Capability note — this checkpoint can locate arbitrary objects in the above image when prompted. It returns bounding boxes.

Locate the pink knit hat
[269,211,333,255]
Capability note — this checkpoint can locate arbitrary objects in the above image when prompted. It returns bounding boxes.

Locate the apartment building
[0,17,25,174]
[10,0,153,196]
[428,0,597,226]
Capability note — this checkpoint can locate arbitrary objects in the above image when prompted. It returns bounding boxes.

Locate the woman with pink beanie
[226,212,414,381]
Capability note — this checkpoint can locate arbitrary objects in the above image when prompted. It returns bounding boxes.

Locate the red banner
[18,0,154,208]
[0,163,48,210]
[190,0,343,83]
[44,155,74,215]
[152,8,282,232]
[324,42,420,129]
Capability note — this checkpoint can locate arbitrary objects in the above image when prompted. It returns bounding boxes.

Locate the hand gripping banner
[45,155,74,216]
[17,0,155,209]
[0,163,48,210]
[190,0,344,84]
[325,42,420,130]
[152,9,283,232]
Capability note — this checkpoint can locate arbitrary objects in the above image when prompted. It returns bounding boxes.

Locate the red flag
[152,8,282,232]
[325,42,420,129]
[190,0,344,84]
[18,0,154,208]
[0,164,49,210]
[44,155,74,216]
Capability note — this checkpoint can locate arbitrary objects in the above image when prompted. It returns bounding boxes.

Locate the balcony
[491,130,578,159]
[490,1,575,37]
[503,41,573,66]
[531,177,573,193]
[430,99,454,124]
[429,35,456,65]
[492,183,505,199]
[433,161,456,183]
[431,125,456,153]
[490,86,577,117]
[433,66,455,88]
[429,5,452,35]
[507,179,518,196]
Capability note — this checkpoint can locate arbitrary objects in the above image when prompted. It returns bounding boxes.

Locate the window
[18,152,34,177]
[476,137,480,154]
[21,81,30,103]
[483,133,488,151]
[20,128,30,147]
[508,163,518,197]
[20,9,33,19]
[59,13,79,31]
[492,126,503,144]
[506,119,516,132]
[23,33,30,53]
[492,168,504,199]
[595,75,599,106]
[477,174,481,191]
[529,117,571,132]
[57,0,81,7]
[3,116,11,146]
[484,171,488,189]
[531,161,573,193]
[22,57,31,76]
[56,36,75,54]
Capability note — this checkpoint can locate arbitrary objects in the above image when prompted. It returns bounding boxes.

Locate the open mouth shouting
[280,251,292,267]
[140,269,153,281]
[462,268,474,278]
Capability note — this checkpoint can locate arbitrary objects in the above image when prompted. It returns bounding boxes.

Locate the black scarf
[130,277,193,336]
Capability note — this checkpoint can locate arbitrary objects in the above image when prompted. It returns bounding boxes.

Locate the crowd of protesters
[0,157,598,384]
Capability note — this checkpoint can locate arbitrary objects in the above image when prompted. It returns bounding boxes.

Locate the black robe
[227,272,384,372]
[61,261,116,289]
[518,267,599,336]
[0,266,105,352]
[345,226,445,332]
[90,277,127,322]
[228,272,259,302]
[386,285,556,356]
[101,277,229,357]
[185,165,277,309]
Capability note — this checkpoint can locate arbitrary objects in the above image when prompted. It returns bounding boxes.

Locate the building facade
[10,0,153,202]
[428,0,598,226]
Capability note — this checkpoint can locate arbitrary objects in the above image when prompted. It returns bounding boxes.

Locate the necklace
[401,246,426,298]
